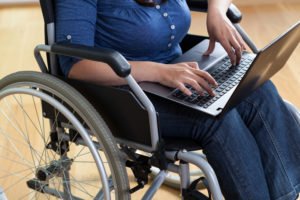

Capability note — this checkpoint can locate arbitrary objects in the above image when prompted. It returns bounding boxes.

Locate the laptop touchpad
[171,39,227,70]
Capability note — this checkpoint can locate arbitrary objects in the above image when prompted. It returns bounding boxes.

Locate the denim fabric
[55,0,191,76]
[150,80,300,200]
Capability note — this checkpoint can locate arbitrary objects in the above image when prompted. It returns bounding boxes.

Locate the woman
[56,0,300,199]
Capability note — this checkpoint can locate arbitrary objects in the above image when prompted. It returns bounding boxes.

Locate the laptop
[139,21,300,117]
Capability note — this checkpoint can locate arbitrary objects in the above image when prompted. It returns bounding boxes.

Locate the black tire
[0,71,130,199]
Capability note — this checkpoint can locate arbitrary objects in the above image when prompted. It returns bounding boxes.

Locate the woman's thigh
[149,94,272,199]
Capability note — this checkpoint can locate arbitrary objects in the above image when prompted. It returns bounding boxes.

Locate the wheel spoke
[0,155,33,173]
[37,110,62,173]
[0,109,46,166]
[32,95,44,136]
[67,177,100,190]
[13,95,46,142]
[68,173,94,198]
[19,95,38,171]
[0,165,34,179]
[54,176,66,199]
[19,190,36,200]
[0,125,34,169]
[3,171,33,193]
[62,168,72,199]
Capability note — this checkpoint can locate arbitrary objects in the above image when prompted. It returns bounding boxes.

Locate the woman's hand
[157,62,218,96]
[204,4,246,65]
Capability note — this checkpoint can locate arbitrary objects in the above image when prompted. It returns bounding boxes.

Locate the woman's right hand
[157,62,218,96]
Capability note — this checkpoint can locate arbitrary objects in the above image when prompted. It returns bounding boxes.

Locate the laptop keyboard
[171,55,254,108]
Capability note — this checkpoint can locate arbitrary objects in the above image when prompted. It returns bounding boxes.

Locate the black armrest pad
[187,0,242,24]
[186,0,208,12]
[51,43,131,77]
[227,4,242,24]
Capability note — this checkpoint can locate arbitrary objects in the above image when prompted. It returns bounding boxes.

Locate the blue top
[55,0,191,76]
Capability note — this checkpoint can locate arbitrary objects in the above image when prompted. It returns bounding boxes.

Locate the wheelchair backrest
[40,0,65,76]
[39,0,158,151]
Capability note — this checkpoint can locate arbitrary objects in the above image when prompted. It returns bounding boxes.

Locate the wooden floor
[0,2,299,199]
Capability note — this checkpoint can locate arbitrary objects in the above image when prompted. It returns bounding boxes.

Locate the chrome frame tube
[125,75,159,151]
[34,44,51,73]
[95,177,114,200]
[41,185,83,200]
[60,154,72,200]
[234,23,259,54]
[142,170,167,200]
[47,23,59,75]
[165,151,223,200]
[179,161,190,191]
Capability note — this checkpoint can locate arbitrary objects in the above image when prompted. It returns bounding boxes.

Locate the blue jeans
[150,80,300,200]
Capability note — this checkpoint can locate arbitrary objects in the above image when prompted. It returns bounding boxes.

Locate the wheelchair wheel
[0,71,130,200]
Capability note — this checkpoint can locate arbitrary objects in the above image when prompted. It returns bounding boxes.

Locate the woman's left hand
[204,7,246,66]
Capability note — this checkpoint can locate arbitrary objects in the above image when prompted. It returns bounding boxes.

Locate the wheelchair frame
[27,0,300,199]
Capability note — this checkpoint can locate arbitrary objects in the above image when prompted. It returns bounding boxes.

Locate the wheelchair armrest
[187,0,242,24]
[51,43,131,78]
[227,4,243,24]
[186,0,208,12]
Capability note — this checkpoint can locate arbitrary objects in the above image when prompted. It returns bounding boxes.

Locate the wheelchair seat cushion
[164,138,202,151]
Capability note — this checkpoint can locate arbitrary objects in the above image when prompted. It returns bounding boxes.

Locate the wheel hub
[36,159,73,182]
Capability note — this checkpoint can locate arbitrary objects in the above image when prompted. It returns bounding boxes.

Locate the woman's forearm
[207,0,231,15]
[68,59,164,86]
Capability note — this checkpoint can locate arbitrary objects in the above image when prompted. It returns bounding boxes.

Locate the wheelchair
[0,0,299,199]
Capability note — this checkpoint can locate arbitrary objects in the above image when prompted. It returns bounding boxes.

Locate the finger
[194,76,215,96]
[229,36,242,65]
[231,30,247,63]
[188,70,216,96]
[177,82,192,96]
[221,40,237,66]
[186,62,199,69]
[182,77,204,94]
[203,39,216,56]
[193,69,218,86]
[234,30,247,51]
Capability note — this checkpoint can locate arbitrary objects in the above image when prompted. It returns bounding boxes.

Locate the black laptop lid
[224,21,300,113]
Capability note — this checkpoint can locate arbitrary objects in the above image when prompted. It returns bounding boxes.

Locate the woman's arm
[69,59,217,96]
[204,0,246,65]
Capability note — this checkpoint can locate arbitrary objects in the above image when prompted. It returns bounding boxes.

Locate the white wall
[0,0,298,6]
[0,0,38,5]
[235,0,300,5]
